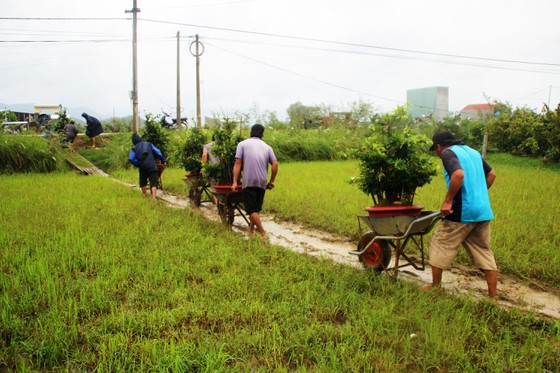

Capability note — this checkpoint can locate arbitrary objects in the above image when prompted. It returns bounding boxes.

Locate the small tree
[141,113,170,158]
[54,108,71,135]
[542,103,560,162]
[0,110,17,123]
[351,106,437,206]
[178,126,207,174]
[202,118,243,184]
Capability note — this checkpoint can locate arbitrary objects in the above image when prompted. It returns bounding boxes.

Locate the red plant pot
[365,205,424,217]
[211,184,242,195]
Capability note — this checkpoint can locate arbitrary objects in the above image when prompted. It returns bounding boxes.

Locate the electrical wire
[205,41,406,106]
[203,36,560,75]
[138,17,560,68]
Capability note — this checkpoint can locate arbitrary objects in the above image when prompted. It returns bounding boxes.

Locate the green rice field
[2,154,560,370]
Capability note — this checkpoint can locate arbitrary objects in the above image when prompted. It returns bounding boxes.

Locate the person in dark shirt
[129,133,167,199]
[424,130,498,298]
[63,120,79,151]
[81,113,103,149]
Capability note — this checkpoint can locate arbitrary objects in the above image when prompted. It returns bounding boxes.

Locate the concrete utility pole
[195,34,201,127]
[176,31,181,127]
[126,0,140,133]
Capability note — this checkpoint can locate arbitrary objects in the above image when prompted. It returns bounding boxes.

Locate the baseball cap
[429,130,464,151]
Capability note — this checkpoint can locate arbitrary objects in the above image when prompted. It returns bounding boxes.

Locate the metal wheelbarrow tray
[183,174,213,207]
[350,210,441,276]
[210,185,250,227]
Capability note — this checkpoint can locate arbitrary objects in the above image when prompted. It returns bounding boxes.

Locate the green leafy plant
[141,113,170,158]
[351,106,437,206]
[0,135,66,173]
[202,118,243,184]
[178,126,207,174]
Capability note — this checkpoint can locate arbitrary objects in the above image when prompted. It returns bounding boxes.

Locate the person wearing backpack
[129,133,167,199]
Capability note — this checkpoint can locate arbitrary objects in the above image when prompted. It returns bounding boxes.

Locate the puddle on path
[155,189,560,320]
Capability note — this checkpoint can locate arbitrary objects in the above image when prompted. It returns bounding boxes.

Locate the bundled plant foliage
[351,106,437,206]
[78,133,132,172]
[53,108,71,135]
[540,103,560,162]
[178,126,207,174]
[0,135,66,173]
[202,119,243,184]
[140,113,170,159]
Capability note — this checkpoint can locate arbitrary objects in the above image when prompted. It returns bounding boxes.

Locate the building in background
[460,103,495,119]
[407,86,449,121]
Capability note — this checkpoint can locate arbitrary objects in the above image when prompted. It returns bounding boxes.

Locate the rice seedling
[1,172,560,370]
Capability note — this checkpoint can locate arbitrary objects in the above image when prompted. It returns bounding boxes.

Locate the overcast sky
[1,0,559,122]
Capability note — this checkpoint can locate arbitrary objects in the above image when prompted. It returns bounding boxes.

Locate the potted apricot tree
[178,126,207,198]
[202,118,244,194]
[352,106,437,217]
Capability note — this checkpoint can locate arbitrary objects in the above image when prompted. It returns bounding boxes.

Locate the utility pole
[176,31,181,127]
[189,34,204,127]
[195,34,201,127]
[126,0,140,133]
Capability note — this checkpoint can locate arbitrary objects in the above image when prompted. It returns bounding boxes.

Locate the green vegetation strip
[113,155,560,289]
[1,173,560,371]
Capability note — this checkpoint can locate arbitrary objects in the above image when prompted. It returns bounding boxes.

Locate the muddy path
[147,189,560,320]
[66,148,560,320]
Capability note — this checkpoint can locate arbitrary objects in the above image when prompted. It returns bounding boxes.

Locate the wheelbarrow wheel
[218,203,234,226]
[226,204,235,226]
[194,189,202,207]
[357,232,391,272]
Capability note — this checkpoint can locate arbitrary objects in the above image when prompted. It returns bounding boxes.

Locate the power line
[138,17,560,68]
[204,36,560,75]
[0,17,128,21]
[3,15,559,68]
[205,41,405,106]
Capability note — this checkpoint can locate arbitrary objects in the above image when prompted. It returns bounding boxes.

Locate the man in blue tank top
[424,130,498,298]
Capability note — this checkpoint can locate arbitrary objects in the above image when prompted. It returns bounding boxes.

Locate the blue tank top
[444,145,494,223]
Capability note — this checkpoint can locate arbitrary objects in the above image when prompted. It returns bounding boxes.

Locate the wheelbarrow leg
[393,239,401,278]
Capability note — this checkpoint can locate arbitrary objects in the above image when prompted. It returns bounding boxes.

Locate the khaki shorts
[429,219,497,271]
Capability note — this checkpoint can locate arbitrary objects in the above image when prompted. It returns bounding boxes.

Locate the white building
[407,86,449,121]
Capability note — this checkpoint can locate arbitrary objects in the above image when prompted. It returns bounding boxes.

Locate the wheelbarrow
[157,163,165,190]
[210,185,250,227]
[183,173,213,207]
[349,210,441,277]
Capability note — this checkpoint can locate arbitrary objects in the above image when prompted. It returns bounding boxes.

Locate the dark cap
[250,123,265,138]
[430,130,464,151]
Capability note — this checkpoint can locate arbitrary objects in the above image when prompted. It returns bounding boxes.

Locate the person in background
[202,134,219,205]
[201,134,219,165]
[81,112,103,149]
[129,133,167,199]
[232,124,278,238]
[64,120,79,151]
[424,130,498,298]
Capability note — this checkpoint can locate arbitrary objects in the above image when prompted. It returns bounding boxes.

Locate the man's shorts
[139,169,159,189]
[242,187,265,215]
[429,219,497,271]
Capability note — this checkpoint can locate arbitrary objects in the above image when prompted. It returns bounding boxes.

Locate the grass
[118,153,560,290]
[1,173,560,370]
[0,134,67,174]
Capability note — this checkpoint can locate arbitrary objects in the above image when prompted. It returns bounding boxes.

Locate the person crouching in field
[64,120,79,151]
[82,112,103,149]
[129,133,167,199]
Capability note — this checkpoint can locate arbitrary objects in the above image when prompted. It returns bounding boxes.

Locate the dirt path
[150,189,560,320]
[64,147,560,320]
